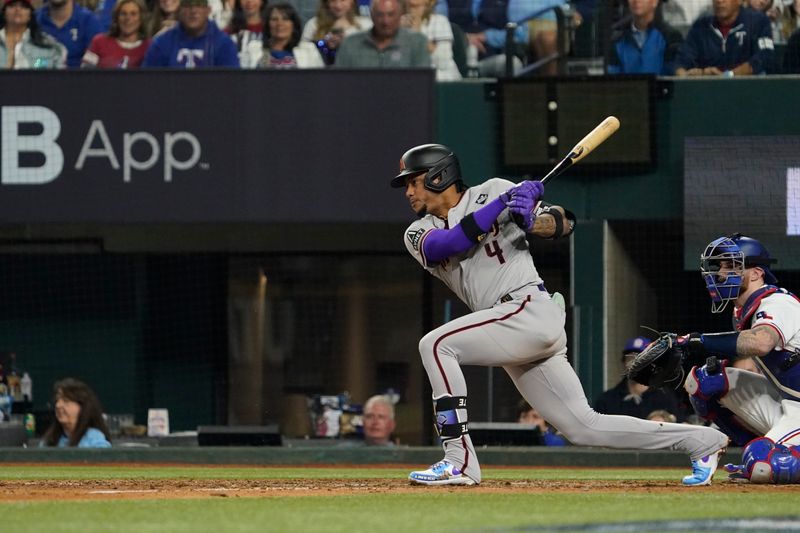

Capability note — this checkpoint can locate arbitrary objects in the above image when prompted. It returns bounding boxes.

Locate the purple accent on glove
[422,197,507,263]
[509,181,544,231]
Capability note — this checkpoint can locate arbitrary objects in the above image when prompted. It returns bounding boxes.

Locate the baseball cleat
[682,449,724,486]
[408,460,476,486]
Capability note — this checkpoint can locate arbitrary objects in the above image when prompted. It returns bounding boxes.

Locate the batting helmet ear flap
[423,154,462,193]
[391,144,463,192]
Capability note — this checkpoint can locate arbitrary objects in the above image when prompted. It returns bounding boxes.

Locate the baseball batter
[676,234,800,483]
[392,143,728,487]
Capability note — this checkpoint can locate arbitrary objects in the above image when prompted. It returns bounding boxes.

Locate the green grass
[1,466,798,533]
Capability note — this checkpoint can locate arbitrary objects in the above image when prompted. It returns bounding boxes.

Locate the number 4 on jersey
[484,241,505,264]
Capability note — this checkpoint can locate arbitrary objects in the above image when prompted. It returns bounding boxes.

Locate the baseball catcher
[629,234,800,483]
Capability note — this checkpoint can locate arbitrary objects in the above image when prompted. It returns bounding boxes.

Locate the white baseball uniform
[404,178,728,483]
[719,291,800,446]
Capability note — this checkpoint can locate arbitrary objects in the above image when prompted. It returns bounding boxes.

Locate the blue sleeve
[217,34,241,67]
[606,39,621,74]
[674,25,700,70]
[78,428,111,448]
[747,13,774,74]
[96,0,116,31]
[84,11,103,47]
[484,25,528,49]
[143,38,166,67]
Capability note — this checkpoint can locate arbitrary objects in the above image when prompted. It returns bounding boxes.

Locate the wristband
[700,331,739,358]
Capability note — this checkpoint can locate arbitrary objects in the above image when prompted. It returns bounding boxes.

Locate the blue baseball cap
[622,336,652,355]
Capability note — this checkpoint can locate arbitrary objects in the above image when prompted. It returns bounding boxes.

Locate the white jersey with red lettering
[722,289,800,447]
[751,292,800,353]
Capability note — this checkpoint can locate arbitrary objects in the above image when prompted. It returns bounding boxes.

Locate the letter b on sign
[1,106,64,184]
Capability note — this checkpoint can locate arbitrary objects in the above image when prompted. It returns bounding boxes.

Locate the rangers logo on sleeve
[407,228,425,250]
[756,311,774,321]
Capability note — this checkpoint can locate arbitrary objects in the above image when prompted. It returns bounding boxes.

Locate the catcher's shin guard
[434,395,468,441]
[685,358,757,446]
[730,437,800,484]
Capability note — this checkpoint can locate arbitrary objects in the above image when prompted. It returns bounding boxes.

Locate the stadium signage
[1,106,203,185]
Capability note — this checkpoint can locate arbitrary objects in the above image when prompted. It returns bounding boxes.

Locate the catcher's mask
[701,233,777,314]
[391,144,463,193]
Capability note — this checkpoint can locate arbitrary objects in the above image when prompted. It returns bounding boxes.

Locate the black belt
[499,283,546,303]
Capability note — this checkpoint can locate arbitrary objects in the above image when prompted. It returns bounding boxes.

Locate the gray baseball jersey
[404,178,542,312]
[406,177,728,484]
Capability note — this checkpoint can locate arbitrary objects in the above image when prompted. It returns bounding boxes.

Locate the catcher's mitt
[626,332,695,388]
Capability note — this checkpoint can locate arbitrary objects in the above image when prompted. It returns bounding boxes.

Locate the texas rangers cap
[622,336,652,355]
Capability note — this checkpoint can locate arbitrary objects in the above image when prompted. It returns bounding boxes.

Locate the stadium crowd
[1,0,798,73]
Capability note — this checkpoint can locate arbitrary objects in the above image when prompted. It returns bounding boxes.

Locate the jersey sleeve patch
[407,228,425,251]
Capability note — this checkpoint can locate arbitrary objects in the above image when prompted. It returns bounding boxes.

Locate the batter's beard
[415,205,427,218]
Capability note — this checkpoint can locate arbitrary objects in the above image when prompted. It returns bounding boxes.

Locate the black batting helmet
[391,144,462,192]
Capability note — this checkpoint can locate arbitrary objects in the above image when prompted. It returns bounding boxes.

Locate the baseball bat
[540,116,620,185]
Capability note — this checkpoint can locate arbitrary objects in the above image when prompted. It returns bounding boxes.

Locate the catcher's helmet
[701,233,777,313]
[391,144,462,193]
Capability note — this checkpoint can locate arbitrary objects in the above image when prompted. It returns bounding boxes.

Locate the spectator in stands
[443,0,564,77]
[776,0,800,43]
[1,0,66,68]
[75,0,116,32]
[148,0,179,37]
[143,0,240,67]
[225,0,265,67]
[594,336,684,421]
[517,400,567,446]
[40,378,112,448]
[401,0,461,79]
[36,0,102,67]
[606,0,683,74]
[301,0,371,65]
[335,0,430,68]
[209,0,234,31]
[785,26,800,72]
[660,0,711,29]
[674,0,775,76]
[81,0,150,67]
[362,394,397,446]
[746,0,789,43]
[246,2,324,67]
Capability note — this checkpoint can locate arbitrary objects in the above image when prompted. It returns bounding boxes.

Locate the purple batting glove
[508,194,536,231]
[515,180,544,203]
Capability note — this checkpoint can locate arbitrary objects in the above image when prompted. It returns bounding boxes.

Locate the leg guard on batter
[685,360,758,446]
[434,395,468,441]
[725,437,800,484]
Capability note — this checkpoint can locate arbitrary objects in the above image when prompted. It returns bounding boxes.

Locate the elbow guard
[535,203,576,239]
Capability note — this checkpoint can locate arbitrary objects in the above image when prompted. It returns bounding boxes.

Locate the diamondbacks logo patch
[476,193,488,205]
[407,228,424,250]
